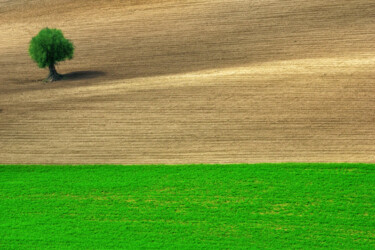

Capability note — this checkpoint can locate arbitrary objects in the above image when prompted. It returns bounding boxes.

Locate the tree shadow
[63,71,106,81]
[0,109,3,113]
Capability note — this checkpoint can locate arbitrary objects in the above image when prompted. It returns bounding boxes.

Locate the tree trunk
[46,64,63,82]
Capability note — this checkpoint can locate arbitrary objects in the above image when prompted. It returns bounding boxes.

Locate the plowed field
[1,0,374,164]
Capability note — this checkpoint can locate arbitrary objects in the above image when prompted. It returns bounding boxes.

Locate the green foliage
[0,163,374,248]
[29,28,74,68]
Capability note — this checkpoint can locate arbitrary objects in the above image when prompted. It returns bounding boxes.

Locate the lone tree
[29,28,74,82]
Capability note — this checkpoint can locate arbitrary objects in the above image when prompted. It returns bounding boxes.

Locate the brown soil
[0,0,374,164]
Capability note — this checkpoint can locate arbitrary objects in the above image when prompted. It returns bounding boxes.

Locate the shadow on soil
[63,71,106,81]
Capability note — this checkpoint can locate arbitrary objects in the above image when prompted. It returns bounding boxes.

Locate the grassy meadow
[1,163,374,248]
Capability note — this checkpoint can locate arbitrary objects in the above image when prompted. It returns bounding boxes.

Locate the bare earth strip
[0,0,374,164]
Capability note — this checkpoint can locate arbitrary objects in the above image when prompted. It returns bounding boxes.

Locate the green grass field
[1,163,374,249]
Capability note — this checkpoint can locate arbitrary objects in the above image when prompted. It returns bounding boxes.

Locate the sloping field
[0,0,374,164]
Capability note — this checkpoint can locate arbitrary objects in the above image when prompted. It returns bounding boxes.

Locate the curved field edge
[1,163,374,249]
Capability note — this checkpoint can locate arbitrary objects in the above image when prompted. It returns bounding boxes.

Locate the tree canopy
[29,28,74,69]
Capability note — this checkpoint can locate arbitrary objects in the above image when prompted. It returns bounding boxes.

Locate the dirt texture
[0,0,374,164]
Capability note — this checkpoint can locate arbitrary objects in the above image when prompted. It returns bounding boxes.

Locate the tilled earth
[0,0,374,164]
